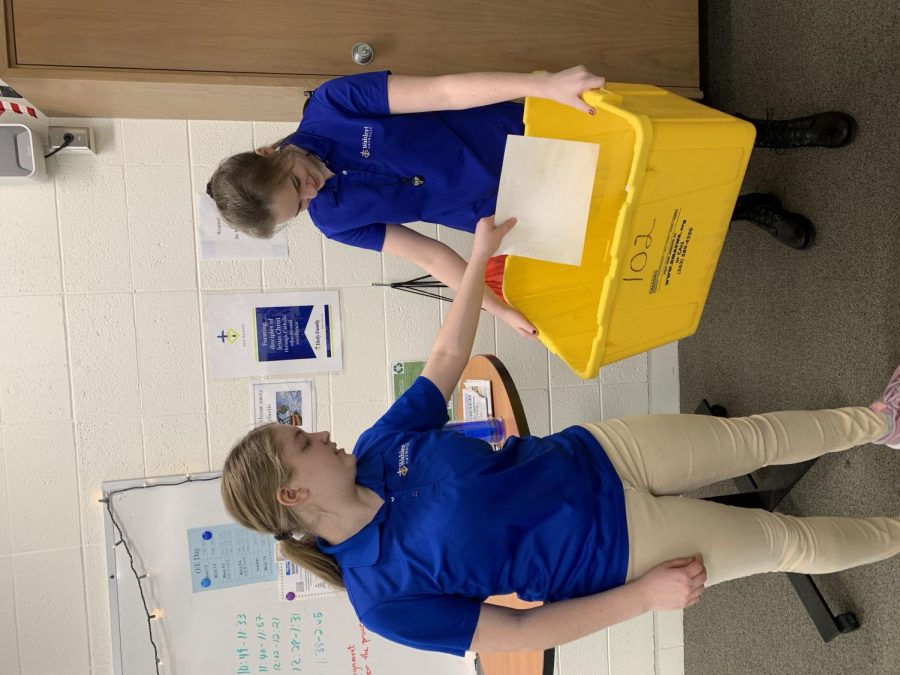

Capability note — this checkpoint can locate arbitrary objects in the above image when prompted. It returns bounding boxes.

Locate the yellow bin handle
[583,88,624,107]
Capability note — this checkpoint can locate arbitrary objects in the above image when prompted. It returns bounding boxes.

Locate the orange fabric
[485,255,507,299]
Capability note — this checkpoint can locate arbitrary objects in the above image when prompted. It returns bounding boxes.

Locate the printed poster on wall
[251,380,316,430]
[186,524,276,593]
[205,291,342,379]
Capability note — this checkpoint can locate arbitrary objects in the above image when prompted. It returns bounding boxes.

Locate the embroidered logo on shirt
[397,442,410,477]
[360,126,373,158]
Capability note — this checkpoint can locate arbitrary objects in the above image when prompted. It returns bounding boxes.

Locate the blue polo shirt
[318,376,628,656]
[282,71,525,251]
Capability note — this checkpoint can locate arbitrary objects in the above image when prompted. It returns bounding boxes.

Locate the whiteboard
[103,473,476,675]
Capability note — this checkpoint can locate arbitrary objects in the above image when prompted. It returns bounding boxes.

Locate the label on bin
[623,207,694,295]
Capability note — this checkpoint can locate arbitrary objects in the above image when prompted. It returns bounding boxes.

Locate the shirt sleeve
[324,223,387,251]
[313,70,392,117]
[361,595,482,657]
[372,376,449,433]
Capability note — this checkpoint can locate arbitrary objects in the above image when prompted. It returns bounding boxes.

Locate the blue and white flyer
[186,523,277,593]
[205,291,342,379]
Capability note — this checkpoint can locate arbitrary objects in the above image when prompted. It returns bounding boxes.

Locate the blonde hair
[207,141,295,239]
[221,425,345,589]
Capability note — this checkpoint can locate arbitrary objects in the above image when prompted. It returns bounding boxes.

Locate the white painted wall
[0,118,682,675]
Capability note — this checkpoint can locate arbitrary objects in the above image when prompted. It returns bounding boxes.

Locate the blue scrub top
[318,377,628,656]
[283,71,525,251]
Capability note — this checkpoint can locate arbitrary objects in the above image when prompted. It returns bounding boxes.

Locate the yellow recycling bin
[501,83,756,379]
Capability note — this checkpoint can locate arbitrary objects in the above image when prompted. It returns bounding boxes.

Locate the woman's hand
[472,215,517,262]
[472,216,538,340]
[539,66,607,114]
[634,555,707,611]
[502,306,539,340]
[422,215,518,400]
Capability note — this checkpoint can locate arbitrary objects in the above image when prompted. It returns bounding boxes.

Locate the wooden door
[10,0,698,87]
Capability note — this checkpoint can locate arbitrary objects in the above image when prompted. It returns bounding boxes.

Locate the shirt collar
[316,452,385,568]
[285,130,341,208]
[282,131,336,164]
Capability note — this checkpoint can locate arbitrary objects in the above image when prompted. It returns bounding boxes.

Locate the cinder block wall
[0,118,682,675]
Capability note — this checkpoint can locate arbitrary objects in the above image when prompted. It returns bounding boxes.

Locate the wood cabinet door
[10,0,698,87]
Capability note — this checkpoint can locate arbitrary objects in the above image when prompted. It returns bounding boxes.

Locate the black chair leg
[786,573,860,642]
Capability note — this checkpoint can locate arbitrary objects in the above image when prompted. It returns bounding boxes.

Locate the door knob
[351,42,375,65]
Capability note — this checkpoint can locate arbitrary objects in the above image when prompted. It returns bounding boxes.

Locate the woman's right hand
[634,554,707,611]
[540,66,607,114]
[472,215,517,262]
[502,306,539,340]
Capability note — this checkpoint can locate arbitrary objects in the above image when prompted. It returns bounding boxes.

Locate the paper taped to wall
[196,192,288,259]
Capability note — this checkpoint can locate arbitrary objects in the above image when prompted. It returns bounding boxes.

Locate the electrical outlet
[47,126,95,154]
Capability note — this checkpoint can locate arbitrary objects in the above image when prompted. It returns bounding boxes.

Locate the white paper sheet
[251,380,316,430]
[274,544,336,602]
[196,193,289,260]
[204,291,342,379]
[462,379,493,419]
[495,135,600,266]
[461,388,489,421]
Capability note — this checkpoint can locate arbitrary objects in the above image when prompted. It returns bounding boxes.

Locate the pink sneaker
[870,365,900,449]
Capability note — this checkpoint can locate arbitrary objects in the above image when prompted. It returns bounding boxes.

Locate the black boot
[731,193,816,250]
[737,110,858,149]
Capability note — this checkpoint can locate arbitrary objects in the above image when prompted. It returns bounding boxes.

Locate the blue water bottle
[443,417,505,444]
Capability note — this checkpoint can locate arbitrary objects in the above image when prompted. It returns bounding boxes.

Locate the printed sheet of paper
[495,135,600,266]
[196,192,288,260]
[461,388,488,421]
[462,379,493,420]
[186,524,276,593]
[274,545,336,602]
[251,380,316,430]
[205,291,342,379]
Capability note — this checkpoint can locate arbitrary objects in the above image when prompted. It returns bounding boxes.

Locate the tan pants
[582,407,899,586]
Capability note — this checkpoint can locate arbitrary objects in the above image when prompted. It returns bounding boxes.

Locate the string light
[101,474,220,675]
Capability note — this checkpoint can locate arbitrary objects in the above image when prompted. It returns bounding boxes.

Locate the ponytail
[280,535,344,589]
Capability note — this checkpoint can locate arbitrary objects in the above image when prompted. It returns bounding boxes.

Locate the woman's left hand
[540,66,607,114]
[634,555,707,611]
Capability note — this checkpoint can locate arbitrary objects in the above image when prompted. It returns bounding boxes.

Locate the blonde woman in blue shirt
[208,67,854,341]
[220,216,898,656]
[208,67,609,340]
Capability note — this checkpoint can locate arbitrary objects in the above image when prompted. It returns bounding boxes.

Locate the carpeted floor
[679,1,900,674]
